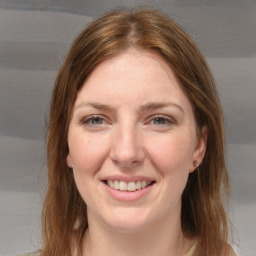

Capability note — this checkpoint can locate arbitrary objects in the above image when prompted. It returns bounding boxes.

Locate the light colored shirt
[184,241,197,256]
[15,242,236,256]
[15,244,196,256]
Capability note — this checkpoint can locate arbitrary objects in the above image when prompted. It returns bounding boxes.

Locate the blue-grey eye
[89,117,104,125]
[81,115,105,127]
[152,117,170,125]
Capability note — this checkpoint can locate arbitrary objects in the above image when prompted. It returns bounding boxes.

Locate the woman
[18,8,235,256]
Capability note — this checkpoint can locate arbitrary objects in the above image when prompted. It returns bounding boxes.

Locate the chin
[100,208,155,233]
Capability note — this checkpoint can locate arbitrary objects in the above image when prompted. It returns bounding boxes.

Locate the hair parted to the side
[42,8,232,256]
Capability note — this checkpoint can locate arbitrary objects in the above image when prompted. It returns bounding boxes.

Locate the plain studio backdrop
[0,1,255,255]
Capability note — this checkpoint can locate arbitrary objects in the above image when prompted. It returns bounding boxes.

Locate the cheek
[69,133,110,205]
[68,133,110,175]
[146,133,194,175]
[146,134,194,210]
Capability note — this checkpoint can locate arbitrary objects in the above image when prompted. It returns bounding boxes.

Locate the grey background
[0,0,255,255]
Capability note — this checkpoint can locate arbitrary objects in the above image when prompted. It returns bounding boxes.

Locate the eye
[81,115,107,127]
[152,117,170,125]
[148,115,174,127]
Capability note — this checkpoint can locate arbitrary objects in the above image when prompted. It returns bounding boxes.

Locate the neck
[82,208,193,256]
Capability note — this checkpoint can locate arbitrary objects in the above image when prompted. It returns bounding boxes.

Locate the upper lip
[101,175,156,183]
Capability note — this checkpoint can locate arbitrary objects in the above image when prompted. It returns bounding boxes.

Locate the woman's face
[67,50,207,232]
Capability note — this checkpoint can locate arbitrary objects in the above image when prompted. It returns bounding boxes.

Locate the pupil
[154,118,165,124]
[92,117,102,124]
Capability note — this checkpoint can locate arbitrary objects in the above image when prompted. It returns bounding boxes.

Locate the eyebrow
[76,102,114,111]
[139,102,184,113]
[75,101,184,113]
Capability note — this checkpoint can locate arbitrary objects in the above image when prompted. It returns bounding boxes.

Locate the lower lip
[103,182,154,201]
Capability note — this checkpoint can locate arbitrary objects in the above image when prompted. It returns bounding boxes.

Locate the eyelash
[147,115,175,127]
[80,115,107,127]
[80,114,175,128]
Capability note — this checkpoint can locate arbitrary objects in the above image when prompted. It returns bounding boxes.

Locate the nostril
[109,140,146,167]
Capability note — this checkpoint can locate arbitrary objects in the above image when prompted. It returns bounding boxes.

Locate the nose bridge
[110,121,144,166]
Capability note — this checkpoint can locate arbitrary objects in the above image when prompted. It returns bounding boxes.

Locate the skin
[67,49,207,256]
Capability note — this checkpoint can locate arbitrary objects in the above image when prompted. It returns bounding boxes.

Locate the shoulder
[14,254,36,256]
[228,247,237,256]
[184,241,237,256]
[14,251,40,256]
[184,241,197,256]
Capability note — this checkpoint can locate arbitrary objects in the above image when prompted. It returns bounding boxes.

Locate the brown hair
[42,8,232,256]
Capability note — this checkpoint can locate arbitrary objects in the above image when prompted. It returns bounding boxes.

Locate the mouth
[103,180,156,192]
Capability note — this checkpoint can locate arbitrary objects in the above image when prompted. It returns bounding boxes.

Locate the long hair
[42,8,231,256]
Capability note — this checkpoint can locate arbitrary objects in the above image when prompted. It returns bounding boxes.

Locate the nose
[109,124,145,168]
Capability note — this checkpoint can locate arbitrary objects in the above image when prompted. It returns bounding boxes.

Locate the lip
[101,175,156,202]
[101,175,155,183]
[103,182,155,201]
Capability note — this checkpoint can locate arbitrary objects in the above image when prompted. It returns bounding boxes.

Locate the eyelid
[80,114,109,127]
[79,114,175,128]
[147,114,176,125]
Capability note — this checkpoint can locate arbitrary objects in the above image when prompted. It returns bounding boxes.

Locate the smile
[104,180,155,192]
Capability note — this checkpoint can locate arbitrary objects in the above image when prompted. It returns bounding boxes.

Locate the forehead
[74,50,192,111]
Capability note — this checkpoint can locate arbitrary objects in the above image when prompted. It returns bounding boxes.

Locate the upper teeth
[107,180,152,192]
